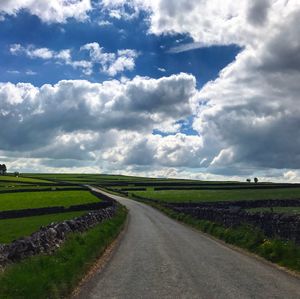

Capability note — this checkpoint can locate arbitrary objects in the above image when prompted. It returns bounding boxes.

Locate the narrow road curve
[76,190,300,299]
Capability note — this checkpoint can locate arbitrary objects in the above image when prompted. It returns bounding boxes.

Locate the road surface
[75,190,300,299]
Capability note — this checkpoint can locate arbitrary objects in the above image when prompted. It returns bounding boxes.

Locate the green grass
[0,190,100,211]
[23,173,240,185]
[133,188,300,203]
[247,207,300,214]
[0,212,86,244]
[0,183,31,189]
[0,185,83,191]
[0,176,52,184]
[0,205,127,299]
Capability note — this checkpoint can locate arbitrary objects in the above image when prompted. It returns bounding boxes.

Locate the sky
[0,0,300,182]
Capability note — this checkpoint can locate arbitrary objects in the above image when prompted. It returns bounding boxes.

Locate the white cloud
[100,0,248,46]
[168,42,207,54]
[0,0,92,23]
[190,2,300,173]
[25,70,37,75]
[102,1,300,174]
[158,67,166,72]
[283,171,298,182]
[7,70,20,75]
[97,20,112,26]
[2,0,300,181]
[0,73,213,176]
[81,42,138,76]
[210,148,235,167]
[7,69,37,76]
[102,132,204,167]
[10,43,93,75]
[0,73,196,155]
[10,42,138,77]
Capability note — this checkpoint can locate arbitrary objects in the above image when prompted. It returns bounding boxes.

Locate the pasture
[0,175,102,245]
[0,211,86,243]
[2,172,300,247]
[0,190,99,211]
[131,188,300,203]
[0,175,52,184]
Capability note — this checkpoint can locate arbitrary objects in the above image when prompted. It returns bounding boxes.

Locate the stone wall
[0,189,114,220]
[0,205,116,266]
[131,193,300,244]
[171,205,300,245]
[0,201,113,220]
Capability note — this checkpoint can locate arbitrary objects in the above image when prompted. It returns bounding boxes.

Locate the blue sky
[0,1,299,182]
[0,11,240,87]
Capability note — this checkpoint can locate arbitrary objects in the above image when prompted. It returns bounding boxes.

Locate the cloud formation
[0,0,92,23]
[100,0,300,177]
[192,1,300,172]
[1,0,300,182]
[10,42,138,76]
[0,74,199,170]
[81,43,138,76]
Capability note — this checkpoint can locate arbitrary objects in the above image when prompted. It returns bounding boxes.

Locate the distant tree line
[0,164,7,175]
[246,177,259,183]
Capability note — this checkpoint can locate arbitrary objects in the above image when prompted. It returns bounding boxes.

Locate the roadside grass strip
[0,204,127,299]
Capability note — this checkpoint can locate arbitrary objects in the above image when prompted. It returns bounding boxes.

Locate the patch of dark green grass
[133,188,300,203]
[0,204,127,299]
[0,190,100,211]
[0,176,52,184]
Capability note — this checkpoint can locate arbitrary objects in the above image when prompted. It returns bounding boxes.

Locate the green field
[0,185,83,191]
[0,175,52,184]
[1,173,299,246]
[132,188,300,203]
[0,175,101,246]
[0,190,99,211]
[0,211,86,244]
[22,173,234,185]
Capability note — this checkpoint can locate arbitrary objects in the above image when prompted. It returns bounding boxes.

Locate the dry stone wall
[0,201,113,220]
[0,205,116,266]
[131,193,300,244]
[170,205,300,245]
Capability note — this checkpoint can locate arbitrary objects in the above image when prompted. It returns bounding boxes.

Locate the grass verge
[0,204,127,299]
[138,199,300,273]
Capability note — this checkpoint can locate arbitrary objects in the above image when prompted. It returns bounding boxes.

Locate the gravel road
[75,190,300,299]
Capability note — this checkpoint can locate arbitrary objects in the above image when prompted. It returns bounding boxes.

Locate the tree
[0,164,7,175]
[254,177,258,184]
[246,178,251,183]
